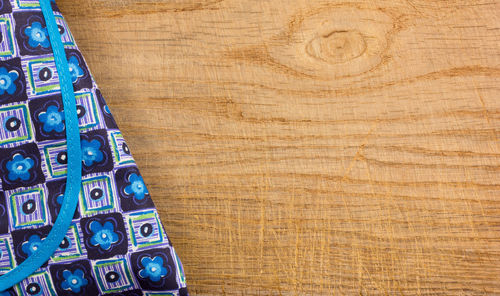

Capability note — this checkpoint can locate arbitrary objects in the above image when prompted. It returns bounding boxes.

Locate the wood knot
[267,7,394,79]
[306,30,367,65]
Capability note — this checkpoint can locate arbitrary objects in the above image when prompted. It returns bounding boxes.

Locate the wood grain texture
[56,0,500,294]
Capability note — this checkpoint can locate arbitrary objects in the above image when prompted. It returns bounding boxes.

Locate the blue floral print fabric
[0,0,188,295]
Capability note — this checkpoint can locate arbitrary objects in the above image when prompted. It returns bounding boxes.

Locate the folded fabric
[0,0,188,295]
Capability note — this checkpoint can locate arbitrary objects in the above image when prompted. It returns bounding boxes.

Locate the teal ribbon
[0,0,82,291]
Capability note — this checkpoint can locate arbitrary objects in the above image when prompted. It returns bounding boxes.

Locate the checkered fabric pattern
[0,1,188,295]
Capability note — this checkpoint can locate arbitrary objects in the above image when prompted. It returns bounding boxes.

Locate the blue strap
[0,0,82,291]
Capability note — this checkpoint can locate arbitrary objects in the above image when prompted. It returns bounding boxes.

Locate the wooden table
[58,1,500,294]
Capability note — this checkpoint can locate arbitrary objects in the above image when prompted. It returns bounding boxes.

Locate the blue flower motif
[0,67,19,95]
[21,234,43,256]
[139,256,168,282]
[38,105,65,133]
[61,269,88,293]
[81,139,103,166]
[24,21,50,49]
[124,173,149,200]
[6,153,34,181]
[67,56,84,83]
[89,221,119,250]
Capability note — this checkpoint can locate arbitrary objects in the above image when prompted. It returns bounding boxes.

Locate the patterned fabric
[0,0,188,295]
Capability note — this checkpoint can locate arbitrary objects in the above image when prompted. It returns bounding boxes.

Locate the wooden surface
[57,1,500,295]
